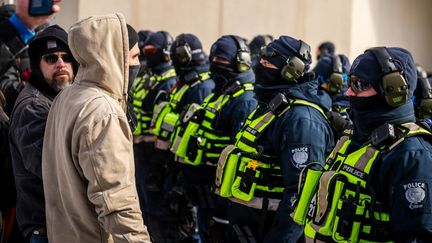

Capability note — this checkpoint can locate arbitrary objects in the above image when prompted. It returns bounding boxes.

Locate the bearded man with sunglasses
[8,24,77,243]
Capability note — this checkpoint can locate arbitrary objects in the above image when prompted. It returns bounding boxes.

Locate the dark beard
[49,70,73,92]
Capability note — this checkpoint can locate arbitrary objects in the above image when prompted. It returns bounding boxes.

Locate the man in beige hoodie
[41,13,151,242]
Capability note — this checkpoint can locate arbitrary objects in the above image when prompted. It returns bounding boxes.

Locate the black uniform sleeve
[378,137,432,240]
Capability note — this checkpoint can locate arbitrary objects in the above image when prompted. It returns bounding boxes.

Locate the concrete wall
[4,0,432,71]
[350,0,432,71]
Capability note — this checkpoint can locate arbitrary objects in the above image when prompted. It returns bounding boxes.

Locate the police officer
[313,54,353,136]
[136,30,153,78]
[294,47,432,242]
[214,36,335,242]
[249,34,273,68]
[171,35,257,241]
[313,54,351,110]
[316,41,335,61]
[147,33,214,241]
[131,30,177,235]
[413,64,432,121]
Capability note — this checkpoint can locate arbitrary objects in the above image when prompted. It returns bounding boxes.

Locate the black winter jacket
[9,82,53,237]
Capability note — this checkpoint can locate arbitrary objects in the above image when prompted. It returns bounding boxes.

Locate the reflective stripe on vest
[236,99,327,151]
[172,83,254,166]
[294,122,432,242]
[215,98,328,208]
[132,68,176,135]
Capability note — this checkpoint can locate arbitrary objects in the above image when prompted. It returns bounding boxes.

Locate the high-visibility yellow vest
[293,122,432,243]
[215,97,328,209]
[132,69,176,135]
[171,83,254,166]
[151,71,211,142]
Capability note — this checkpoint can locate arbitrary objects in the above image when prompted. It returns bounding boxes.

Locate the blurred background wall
[3,0,432,71]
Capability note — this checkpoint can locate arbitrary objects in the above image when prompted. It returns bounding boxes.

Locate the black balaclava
[143,31,172,70]
[348,47,417,147]
[253,35,312,87]
[316,41,335,60]
[249,35,273,55]
[171,33,207,79]
[126,24,139,132]
[137,30,153,76]
[209,35,253,91]
[28,25,78,99]
[127,24,140,92]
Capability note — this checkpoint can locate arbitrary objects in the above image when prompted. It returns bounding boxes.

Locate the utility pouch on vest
[293,163,325,225]
[142,76,154,89]
[171,121,199,158]
[160,112,179,142]
[171,104,204,157]
[161,112,179,133]
[231,158,262,202]
[332,187,367,242]
[184,134,205,166]
[304,171,348,238]
[215,145,240,198]
[180,103,202,124]
[151,101,169,136]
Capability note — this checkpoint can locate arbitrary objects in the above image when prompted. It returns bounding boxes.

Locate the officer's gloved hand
[326,110,353,138]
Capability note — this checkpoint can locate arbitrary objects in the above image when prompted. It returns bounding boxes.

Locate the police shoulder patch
[288,145,311,170]
[401,180,430,213]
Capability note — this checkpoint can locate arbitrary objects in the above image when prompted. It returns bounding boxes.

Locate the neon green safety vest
[292,122,432,243]
[151,71,211,141]
[215,97,328,208]
[132,69,176,135]
[170,83,254,166]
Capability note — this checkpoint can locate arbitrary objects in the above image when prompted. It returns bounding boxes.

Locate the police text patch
[401,180,430,213]
[289,145,310,169]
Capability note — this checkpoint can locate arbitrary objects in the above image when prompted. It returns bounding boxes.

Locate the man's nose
[55,58,67,67]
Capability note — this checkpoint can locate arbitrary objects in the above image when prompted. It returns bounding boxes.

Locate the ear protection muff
[367,47,408,107]
[280,40,311,82]
[174,34,192,65]
[160,31,173,62]
[231,35,252,73]
[327,55,344,94]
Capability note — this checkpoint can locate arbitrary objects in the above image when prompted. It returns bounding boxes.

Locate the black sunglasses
[42,53,73,64]
[349,76,372,93]
[259,45,291,61]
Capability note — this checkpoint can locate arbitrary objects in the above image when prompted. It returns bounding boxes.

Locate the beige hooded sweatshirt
[42,13,151,243]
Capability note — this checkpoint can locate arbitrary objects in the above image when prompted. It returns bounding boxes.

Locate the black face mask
[146,49,165,68]
[126,64,140,132]
[349,95,390,112]
[210,64,237,90]
[128,64,141,93]
[253,62,285,85]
